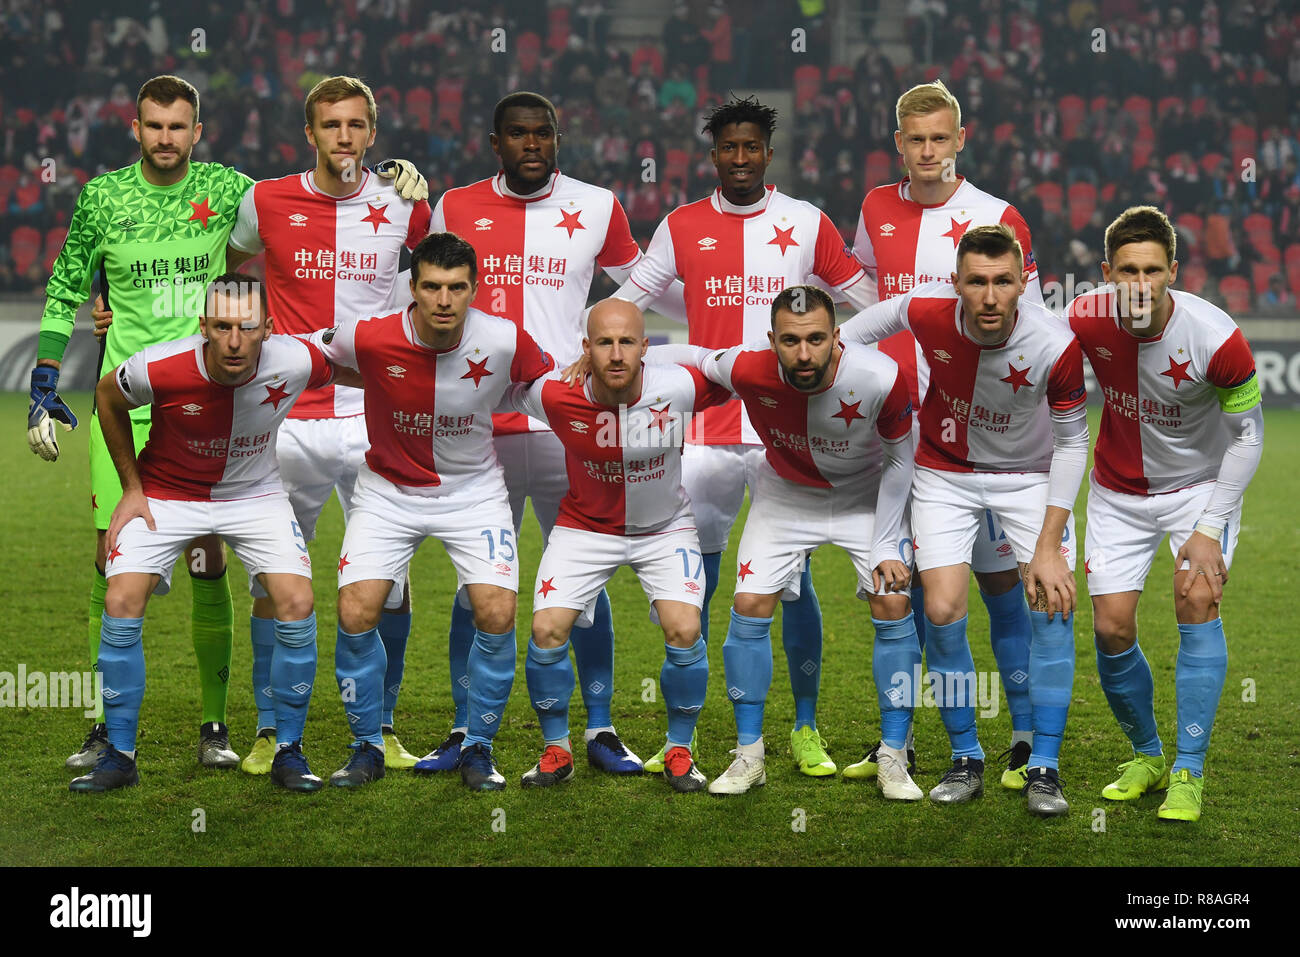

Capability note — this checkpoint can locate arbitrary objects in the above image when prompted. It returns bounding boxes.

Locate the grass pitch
[1,393,1296,867]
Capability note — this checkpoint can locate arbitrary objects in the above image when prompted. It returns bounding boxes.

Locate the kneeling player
[72,274,341,793]
[506,299,730,791]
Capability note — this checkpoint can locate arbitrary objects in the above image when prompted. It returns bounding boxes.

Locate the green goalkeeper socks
[191,570,234,725]
[87,566,108,724]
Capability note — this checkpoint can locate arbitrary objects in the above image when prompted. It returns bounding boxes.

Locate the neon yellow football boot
[1101,753,1169,801]
[1157,769,1204,821]
[791,725,836,777]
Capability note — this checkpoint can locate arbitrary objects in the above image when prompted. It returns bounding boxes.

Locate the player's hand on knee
[107,489,155,556]
[1176,531,1227,602]
[560,355,590,386]
[1024,549,1075,619]
[27,365,79,462]
[375,159,429,202]
[92,295,113,339]
[872,559,911,594]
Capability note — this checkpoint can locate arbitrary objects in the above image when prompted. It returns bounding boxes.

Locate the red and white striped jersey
[432,171,642,436]
[1067,286,1258,495]
[696,341,912,489]
[114,334,333,501]
[853,177,1042,410]
[311,306,554,493]
[621,185,871,446]
[229,169,432,419]
[841,282,1085,474]
[506,363,732,535]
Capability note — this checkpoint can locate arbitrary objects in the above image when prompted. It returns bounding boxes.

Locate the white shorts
[533,525,705,627]
[911,467,1078,574]
[338,465,518,594]
[682,443,765,553]
[277,415,369,542]
[107,494,311,596]
[897,499,1020,576]
[1083,478,1241,596]
[496,429,567,543]
[734,466,897,600]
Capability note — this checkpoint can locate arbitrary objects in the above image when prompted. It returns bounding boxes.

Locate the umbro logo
[291,682,312,695]
[182,403,203,415]
[1186,723,1205,737]
[880,223,896,236]
[697,237,718,250]
[117,218,136,231]
[569,420,589,433]
[800,660,817,676]
[474,218,493,230]
[386,365,406,378]
[1095,347,1113,359]
[1010,669,1028,685]
[534,697,559,710]
[758,396,777,408]
[288,213,308,226]
[932,350,952,363]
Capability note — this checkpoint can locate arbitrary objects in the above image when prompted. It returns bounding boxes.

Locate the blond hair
[895,79,962,130]
[304,75,378,128]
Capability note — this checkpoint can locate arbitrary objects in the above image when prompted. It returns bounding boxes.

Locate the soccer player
[30,76,254,772]
[1068,207,1262,822]
[224,76,432,774]
[652,285,921,799]
[418,92,686,778]
[613,96,877,778]
[71,274,342,793]
[850,79,1044,787]
[504,299,730,791]
[310,232,555,791]
[839,225,1089,816]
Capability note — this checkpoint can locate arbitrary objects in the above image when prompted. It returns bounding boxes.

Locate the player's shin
[570,589,614,729]
[722,610,774,745]
[335,625,387,747]
[925,616,983,760]
[910,582,928,657]
[1027,611,1075,771]
[983,587,1032,735]
[465,627,517,748]
[781,563,823,730]
[662,637,708,748]
[191,570,234,724]
[448,595,475,729]
[98,614,146,754]
[526,639,575,745]
[272,614,317,746]
[1172,621,1228,776]
[378,607,412,728]
[87,567,108,724]
[1096,640,1162,755]
[873,617,921,749]
[700,552,722,641]
[250,616,277,732]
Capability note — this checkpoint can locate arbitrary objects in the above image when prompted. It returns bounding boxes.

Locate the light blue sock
[571,589,613,730]
[982,587,1032,733]
[1096,640,1162,756]
[448,598,474,728]
[781,562,822,730]
[1028,610,1075,770]
[662,637,708,749]
[722,609,773,746]
[700,552,722,641]
[873,616,921,750]
[98,613,145,754]
[924,615,983,760]
[335,625,386,748]
[272,613,316,747]
[525,639,573,743]
[465,627,516,749]
[1172,620,1228,776]
[378,609,411,728]
[250,615,277,731]
[910,582,928,657]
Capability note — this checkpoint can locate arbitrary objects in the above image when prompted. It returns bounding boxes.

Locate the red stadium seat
[516,32,541,73]
[924,66,943,82]
[1218,275,1251,313]
[1229,123,1257,169]
[42,227,65,273]
[1176,212,1205,244]
[864,150,895,189]
[373,85,401,113]
[298,29,325,50]
[1034,181,1063,216]
[1199,152,1224,175]
[664,148,689,186]
[1252,262,1278,295]
[435,76,464,132]
[993,121,1015,143]
[827,66,853,84]
[0,164,19,193]
[405,87,433,132]
[1100,182,1116,203]
[1205,214,1236,262]
[1089,95,1109,115]
[1288,262,1300,295]
[1285,243,1300,269]
[1243,212,1273,247]
[629,43,663,78]
[1157,95,1183,116]
[1179,262,1208,294]
[11,225,41,275]
[546,6,571,53]
[12,180,41,212]
[1067,181,1097,232]
[1130,127,1156,171]
[1122,94,1152,128]
[1058,95,1085,141]
[1189,96,1208,117]
[794,65,822,110]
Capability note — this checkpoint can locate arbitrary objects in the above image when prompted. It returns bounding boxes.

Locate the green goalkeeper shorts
[89,412,153,532]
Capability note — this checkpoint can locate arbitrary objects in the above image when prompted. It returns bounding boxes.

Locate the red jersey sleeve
[875,366,914,441]
[1206,328,1256,389]
[999,204,1036,273]
[405,199,433,251]
[303,339,334,390]
[1047,338,1088,413]
[686,364,733,412]
[596,197,641,269]
[509,326,556,383]
[812,210,864,289]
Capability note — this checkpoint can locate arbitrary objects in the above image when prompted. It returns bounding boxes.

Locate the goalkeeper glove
[27,365,78,462]
[375,159,429,202]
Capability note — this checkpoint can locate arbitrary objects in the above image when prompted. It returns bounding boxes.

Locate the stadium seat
[1058,94,1085,140]
[1252,262,1278,296]
[665,148,689,186]
[1189,96,1208,117]
[11,225,41,275]
[1089,95,1109,115]
[993,121,1015,143]
[0,164,19,195]
[1067,181,1096,232]
[1179,262,1208,294]
[924,66,943,82]
[1285,243,1300,269]
[1199,152,1224,175]
[1205,214,1236,262]
[1229,123,1257,170]
[629,43,663,78]
[1034,181,1063,216]
[405,87,433,132]
[1100,183,1116,203]
[297,29,325,50]
[42,227,65,273]
[794,65,822,110]
[1157,95,1183,116]
[827,66,853,84]
[374,85,401,113]
[11,180,42,213]
[1288,262,1300,296]
[1177,212,1205,249]
[1218,275,1251,313]
[1243,212,1273,248]
[864,149,895,188]
[517,31,542,73]
[435,76,464,132]
[546,6,571,53]
[1130,127,1156,171]
[1122,94,1152,128]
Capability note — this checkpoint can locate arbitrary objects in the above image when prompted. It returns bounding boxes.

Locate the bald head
[584,298,648,402]
[587,297,645,341]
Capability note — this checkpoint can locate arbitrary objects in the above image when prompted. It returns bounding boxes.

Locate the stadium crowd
[1,0,1297,314]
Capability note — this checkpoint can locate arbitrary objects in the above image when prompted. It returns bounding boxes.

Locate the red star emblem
[1084,558,1092,575]
[538,578,557,597]
[261,381,291,410]
[338,553,350,573]
[942,217,971,247]
[1000,363,1034,393]
[768,224,798,255]
[832,398,866,428]
[648,403,673,431]
[91,493,98,510]
[107,544,123,563]
[1161,355,1193,389]
[462,356,493,387]
[361,203,391,233]
[187,197,215,228]
[738,561,753,581]
[555,209,584,238]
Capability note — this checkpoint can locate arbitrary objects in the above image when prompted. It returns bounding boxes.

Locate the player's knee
[662,619,701,647]
[474,597,517,635]
[1092,612,1137,654]
[274,587,315,623]
[103,587,146,620]
[337,590,380,634]
[974,567,1021,595]
[733,592,777,619]
[1174,591,1219,625]
[531,620,569,649]
[868,592,911,622]
[921,593,967,626]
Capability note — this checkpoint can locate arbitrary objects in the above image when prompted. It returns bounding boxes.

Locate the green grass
[1,393,1296,866]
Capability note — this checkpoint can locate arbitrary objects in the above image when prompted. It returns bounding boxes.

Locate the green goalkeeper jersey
[39,159,253,418]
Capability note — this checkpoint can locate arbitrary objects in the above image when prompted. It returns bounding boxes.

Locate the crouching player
[1069,207,1263,822]
[840,224,1089,816]
[72,273,345,793]
[505,299,730,791]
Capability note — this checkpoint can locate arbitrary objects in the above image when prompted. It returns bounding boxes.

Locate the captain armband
[1215,374,1260,414]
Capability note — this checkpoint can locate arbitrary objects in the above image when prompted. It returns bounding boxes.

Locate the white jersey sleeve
[502,374,551,422]
[615,217,678,309]
[114,348,156,408]
[871,422,914,567]
[307,317,361,371]
[227,186,264,255]
[839,289,913,345]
